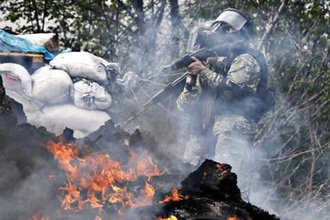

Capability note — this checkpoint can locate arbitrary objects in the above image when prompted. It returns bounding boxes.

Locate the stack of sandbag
[0,62,111,138]
[49,51,120,111]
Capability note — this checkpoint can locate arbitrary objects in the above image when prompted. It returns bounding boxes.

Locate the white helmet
[211,8,254,38]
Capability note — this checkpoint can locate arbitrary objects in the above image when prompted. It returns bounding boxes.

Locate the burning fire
[227,216,244,220]
[31,214,50,220]
[45,140,164,216]
[157,215,178,220]
[159,188,188,203]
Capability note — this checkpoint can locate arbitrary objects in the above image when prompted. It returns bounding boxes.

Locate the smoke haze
[0,2,329,220]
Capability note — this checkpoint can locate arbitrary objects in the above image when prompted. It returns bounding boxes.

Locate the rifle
[122,45,238,125]
[160,45,233,74]
[122,73,187,125]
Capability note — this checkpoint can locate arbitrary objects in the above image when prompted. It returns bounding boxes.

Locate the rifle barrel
[121,73,188,126]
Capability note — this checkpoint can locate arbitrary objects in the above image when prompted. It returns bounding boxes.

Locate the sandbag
[0,63,32,97]
[50,51,113,85]
[72,79,112,110]
[25,104,111,138]
[31,66,73,105]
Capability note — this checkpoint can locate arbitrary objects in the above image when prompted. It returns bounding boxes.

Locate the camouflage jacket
[176,53,261,116]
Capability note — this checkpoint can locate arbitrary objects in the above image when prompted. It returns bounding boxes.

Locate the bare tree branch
[257,0,288,49]
[132,0,146,34]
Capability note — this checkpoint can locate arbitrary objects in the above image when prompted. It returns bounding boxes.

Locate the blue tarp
[0,29,55,61]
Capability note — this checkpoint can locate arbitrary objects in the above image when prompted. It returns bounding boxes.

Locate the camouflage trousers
[213,115,257,164]
[183,114,257,166]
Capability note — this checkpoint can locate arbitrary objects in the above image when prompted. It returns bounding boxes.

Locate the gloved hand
[186,56,206,76]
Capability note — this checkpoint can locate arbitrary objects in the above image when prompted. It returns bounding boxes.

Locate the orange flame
[159,188,188,203]
[31,214,50,220]
[227,216,243,220]
[45,140,164,215]
[95,216,102,220]
[157,215,178,220]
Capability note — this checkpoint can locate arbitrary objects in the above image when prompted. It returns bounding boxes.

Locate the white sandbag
[50,51,112,84]
[0,63,32,97]
[0,63,42,112]
[26,104,111,138]
[31,66,73,105]
[72,79,112,110]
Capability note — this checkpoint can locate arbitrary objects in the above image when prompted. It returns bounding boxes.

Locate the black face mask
[196,30,244,48]
[218,31,244,44]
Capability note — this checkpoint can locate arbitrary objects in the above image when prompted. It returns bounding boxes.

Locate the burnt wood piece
[0,77,21,125]
[181,159,241,202]
[0,75,4,104]
[157,160,279,220]
[0,72,27,123]
[80,120,131,163]
[0,76,10,111]
[158,196,250,220]
[61,127,76,143]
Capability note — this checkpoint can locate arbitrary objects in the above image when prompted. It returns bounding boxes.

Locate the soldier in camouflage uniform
[177,8,269,166]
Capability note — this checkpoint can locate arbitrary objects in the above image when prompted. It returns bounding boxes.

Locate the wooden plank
[0,51,45,73]
[0,51,44,61]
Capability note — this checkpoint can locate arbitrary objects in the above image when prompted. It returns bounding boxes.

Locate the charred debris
[0,82,278,220]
